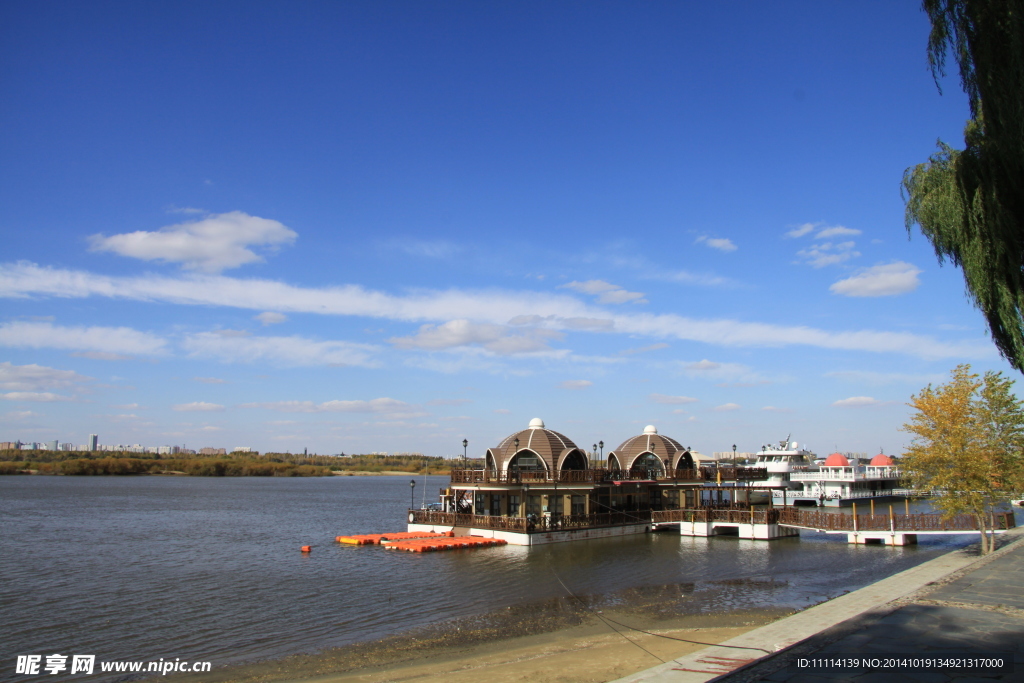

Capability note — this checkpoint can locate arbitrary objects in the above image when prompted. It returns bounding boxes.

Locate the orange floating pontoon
[335,530,452,545]
[383,536,507,553]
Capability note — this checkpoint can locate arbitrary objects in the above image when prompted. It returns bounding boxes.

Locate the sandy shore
[169,606,791,683]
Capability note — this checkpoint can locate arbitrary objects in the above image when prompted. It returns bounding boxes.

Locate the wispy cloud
[0,263,990,360]
[254,311,287,325]
[384,239,462,259]
[559,380,593,390]
[649,393,698,404]
[193,377,227,384]
[241,397,425,418]
[830,262,921,297]
[1,392,75,402]
[712,403,741,411]
[832,396,889,408]
[0,362,92,392]
[182,332,378,367]
[390,320,563,355]
[695,236,737,252]
[172,402,225,412]
[560,280,647,305]
[89,211,296,273]
[796,241,860,268]
[620,343,669,356]
[825,370,943,386]
[0,321,166,356]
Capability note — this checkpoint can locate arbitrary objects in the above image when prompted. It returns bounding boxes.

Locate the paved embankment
[612,527,1024,683]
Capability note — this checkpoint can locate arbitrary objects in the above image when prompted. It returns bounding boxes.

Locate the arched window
[675,451,695,470]
[631,452,664,476]
[560,450,588,471]
[507,450,546,472]
[607,453,621,470]
[485,452,497,474]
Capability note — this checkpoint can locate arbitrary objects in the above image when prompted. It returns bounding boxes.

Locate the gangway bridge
[651,506,1016,545]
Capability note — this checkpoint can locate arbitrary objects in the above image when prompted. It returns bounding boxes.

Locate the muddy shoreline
[161,579,799,683]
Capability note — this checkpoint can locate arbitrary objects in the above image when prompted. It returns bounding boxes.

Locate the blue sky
[0,1,1009,457]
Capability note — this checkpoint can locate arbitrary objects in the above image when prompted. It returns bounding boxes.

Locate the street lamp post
[410,479,416,510]
[732,444,737,467]
[462,439,468,468]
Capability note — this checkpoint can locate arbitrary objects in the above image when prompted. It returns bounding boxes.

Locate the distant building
[198,447,227,456]
[88,434,98,450]
[59,443,73,451]
[231,446,252,453]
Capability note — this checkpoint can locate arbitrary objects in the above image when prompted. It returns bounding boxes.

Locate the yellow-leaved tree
[901,364,1024,554]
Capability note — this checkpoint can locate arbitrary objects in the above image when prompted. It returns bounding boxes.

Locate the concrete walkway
[611,528,1024,683]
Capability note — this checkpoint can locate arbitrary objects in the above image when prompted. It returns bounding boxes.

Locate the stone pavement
[611,528,1024,683]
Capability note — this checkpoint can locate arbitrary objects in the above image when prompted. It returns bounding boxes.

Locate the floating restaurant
[408,418,781,545]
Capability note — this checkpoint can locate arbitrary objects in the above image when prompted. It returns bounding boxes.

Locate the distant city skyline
[0,2,1013,457]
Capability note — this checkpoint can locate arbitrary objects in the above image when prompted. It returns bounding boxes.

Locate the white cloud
[796,241,861,268]
[1,392,74,402]
[695,236,737,252]
[832,396,885,408]
[0,362,92,392]
[88,211,297,273]
[172,402,225,412]
[829,262,922,297]
[761,406,794,413]
[0,321,166,356]
[712,403,741,411]
[816,226,862,239]
[193,377,227,384]
[560,280,647,305]
[784,223,817,238]
[620,343,669,355]
[242,397,423,418]
[182,332,378,367]
[559,380,593,390]
[649,393,698,404]
[0,262,992,360]
[255,312,287,325]
[685,359,721,372]
[390,320,562,355]
[385,239,461,259]
[70,351,133,361]
[493,408,511,414]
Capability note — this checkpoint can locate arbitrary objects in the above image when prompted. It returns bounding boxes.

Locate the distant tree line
[0,450,459,476]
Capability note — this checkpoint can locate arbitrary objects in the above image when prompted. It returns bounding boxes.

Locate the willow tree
[902,0,1024,370]
[901,364,1024,554]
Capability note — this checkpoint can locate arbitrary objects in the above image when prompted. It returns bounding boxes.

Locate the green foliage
[901,364,1024,553]
[903,0,1024,371]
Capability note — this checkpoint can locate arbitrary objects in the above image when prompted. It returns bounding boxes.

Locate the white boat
[747,436,817,505]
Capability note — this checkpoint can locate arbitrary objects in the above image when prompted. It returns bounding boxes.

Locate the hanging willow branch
[903,0,1024,370]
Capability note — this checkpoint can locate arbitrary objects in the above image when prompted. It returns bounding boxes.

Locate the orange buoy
[301,545,312,553]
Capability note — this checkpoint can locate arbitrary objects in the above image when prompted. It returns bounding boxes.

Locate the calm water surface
[2,476,1018,682]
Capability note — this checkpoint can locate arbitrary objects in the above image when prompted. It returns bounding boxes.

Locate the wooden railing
[652,508,782,524]
[448,466,768,485]
[777,508,1016,532]
[409,509,653,533]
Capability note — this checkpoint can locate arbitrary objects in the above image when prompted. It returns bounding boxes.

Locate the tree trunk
[975,513,991,555]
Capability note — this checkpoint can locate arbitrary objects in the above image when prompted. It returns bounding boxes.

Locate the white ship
[747,436,817,505]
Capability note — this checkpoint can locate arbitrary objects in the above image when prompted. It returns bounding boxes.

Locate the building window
[571,495,585,515]
[526,495,541,517]
[509,494,520,516]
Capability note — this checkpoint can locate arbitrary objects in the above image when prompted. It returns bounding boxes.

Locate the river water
[2,476,1018,682]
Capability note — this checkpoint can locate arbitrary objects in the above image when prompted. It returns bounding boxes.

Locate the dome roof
[824,453,850,467]
[487,419,587,472]
[608,428,688,470]
[870,454,894,466]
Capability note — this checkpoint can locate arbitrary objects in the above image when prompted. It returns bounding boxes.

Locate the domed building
[484,418,589,475]
[424,417,766,544]
[607,425,694,474]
